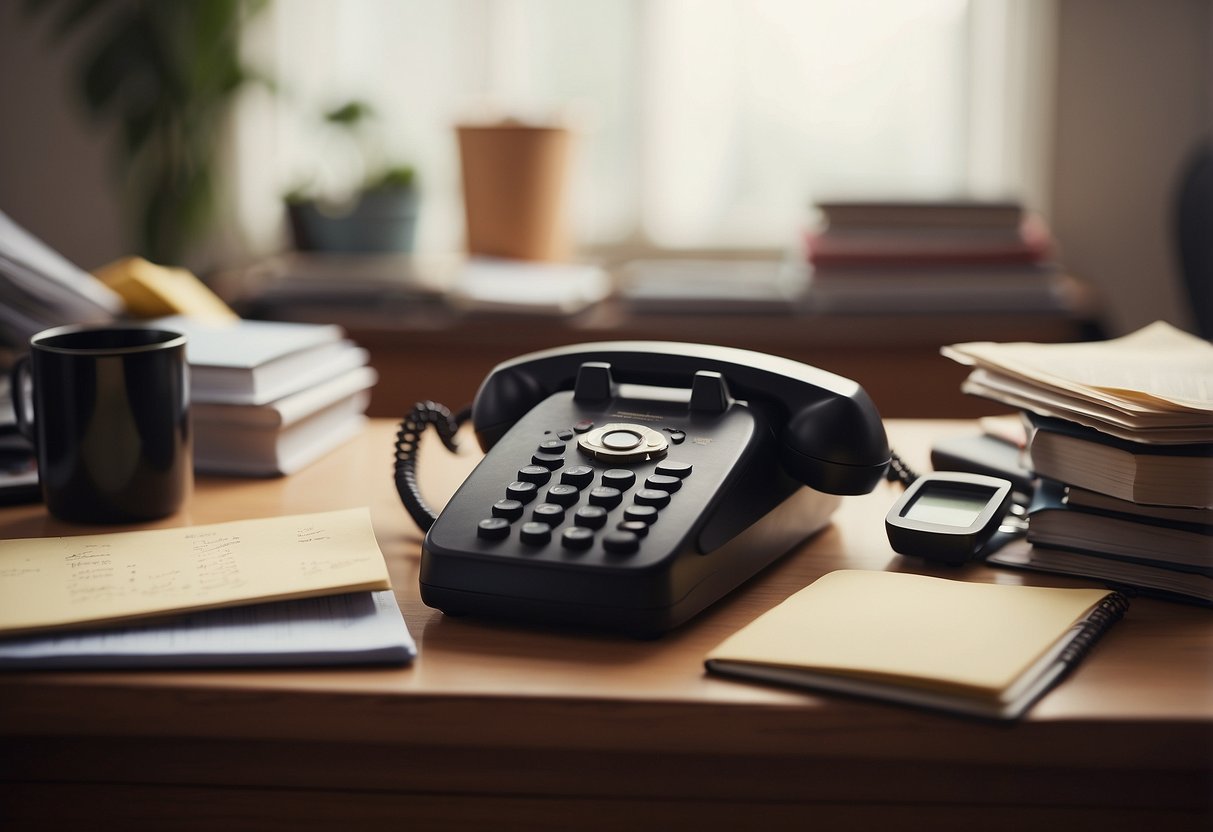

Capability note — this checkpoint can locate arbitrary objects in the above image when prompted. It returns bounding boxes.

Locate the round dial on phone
[577,423,669,463]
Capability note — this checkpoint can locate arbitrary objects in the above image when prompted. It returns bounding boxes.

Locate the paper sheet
[943,321,1213,413]
[0,507,391,636]
[0,590,415,669]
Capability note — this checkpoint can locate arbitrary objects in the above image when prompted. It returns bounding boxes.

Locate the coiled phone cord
[885,450,921,489]
[394,401,469,532]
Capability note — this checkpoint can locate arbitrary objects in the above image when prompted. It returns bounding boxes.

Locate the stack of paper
[0,507,415,668]
[156,315,378,476]
[448,257,611,316]
[0,210,124,346]
[942,322,1213,445]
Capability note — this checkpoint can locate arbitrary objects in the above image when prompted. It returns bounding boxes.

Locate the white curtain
[230,0,1055,257]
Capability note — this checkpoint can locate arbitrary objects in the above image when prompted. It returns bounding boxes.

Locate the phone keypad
[474,427,693,558]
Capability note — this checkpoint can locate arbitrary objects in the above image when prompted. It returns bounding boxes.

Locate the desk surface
[1,420,1209,830]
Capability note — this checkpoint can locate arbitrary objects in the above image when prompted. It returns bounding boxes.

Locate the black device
[404,341,890,636]
[929,433,1035,496]
[885,471,1014,566]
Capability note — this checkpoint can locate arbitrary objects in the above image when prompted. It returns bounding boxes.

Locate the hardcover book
[1026,481,1213,573]
[1027,415,1213,509]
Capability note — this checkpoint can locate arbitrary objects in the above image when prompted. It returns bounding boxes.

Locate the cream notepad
[0,507,391,636]
[705,570,1127,720]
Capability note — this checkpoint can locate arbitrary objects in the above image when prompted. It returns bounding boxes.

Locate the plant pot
[287,187,419,253]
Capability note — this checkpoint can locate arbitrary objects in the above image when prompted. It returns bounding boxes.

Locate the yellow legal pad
[0,507,391,637]
[705,570,1126,720]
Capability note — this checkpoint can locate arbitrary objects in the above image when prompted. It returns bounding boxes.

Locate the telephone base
[421,486,840,637]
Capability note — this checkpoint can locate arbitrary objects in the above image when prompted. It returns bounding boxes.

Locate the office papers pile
[0,507,415,668]
[945,322,1213,604]
[156,315,377,476]
[0,210,123,346]
[943,321,1213,444]
[447,257,611,316]
[0,508,392,635]
[618,258,805,314]
[234,252,452,324]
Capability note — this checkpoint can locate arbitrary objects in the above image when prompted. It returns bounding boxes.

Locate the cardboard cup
[457,123,571,261]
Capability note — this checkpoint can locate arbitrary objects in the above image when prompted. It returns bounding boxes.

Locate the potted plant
[285,100,420,253]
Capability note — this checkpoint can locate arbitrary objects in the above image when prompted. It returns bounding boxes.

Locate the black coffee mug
[10,325,192,523]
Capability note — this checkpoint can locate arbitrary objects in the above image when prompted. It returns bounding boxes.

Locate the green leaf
[325,100,376,127]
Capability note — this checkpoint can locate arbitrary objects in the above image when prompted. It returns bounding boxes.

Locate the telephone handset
[405,341,891,636]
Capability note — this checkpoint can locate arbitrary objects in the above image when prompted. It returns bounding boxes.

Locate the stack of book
[944,322,1213,605]
[803,199,1069,313]
[157,316,378,477]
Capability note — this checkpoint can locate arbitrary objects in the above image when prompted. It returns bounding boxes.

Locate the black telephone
[397,342,890,636]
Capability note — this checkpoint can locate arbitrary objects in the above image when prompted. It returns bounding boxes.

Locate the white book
[191,365,378,428]
[153,315,363,405]
[194,395,370,476]
[0,590,415,669]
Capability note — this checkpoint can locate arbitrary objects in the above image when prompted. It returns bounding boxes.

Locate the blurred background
[0,0,1208,337]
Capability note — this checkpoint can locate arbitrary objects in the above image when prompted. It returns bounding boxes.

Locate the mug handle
[10,355,34,442]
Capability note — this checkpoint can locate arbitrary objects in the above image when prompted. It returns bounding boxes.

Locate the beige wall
[1050,0,1212,335]
[0,4,125,271]
[1,1,1210,335]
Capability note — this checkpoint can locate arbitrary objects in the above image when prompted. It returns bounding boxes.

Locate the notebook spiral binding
[1057,593,1130,669]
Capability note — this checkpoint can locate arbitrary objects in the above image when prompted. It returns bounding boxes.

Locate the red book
[806,215,1053,268]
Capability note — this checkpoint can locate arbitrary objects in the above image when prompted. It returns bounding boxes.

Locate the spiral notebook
[705,571,1128,720]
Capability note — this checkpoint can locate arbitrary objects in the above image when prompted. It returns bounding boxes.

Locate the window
[233,0,1052,256]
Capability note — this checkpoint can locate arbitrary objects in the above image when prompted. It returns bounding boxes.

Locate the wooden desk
[1,420,1209,830]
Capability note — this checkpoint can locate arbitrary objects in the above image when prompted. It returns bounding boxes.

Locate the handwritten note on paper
[0,507,391,637]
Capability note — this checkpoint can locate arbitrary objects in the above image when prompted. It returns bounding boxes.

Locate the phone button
[601,469,636,490]
[655,461,692,478]
[561,527,595,551]
[624,505,659,525]
[617,520,649,538]
[506,481,539,503]
[634,488,671,508]
[644,475,682,493]
[574,505,608,529]
[546,484,581,507]
[574,419,595,433]
[477,518,510,541]
[602,530,640,555]
[519,522,552,546]
[560,465,594,488]
[538,439,566,454]
[532,503,566,526]
[588,486,623,509]
[517,465,552,484]
[492,499,524,521]
[532,453,564,470]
